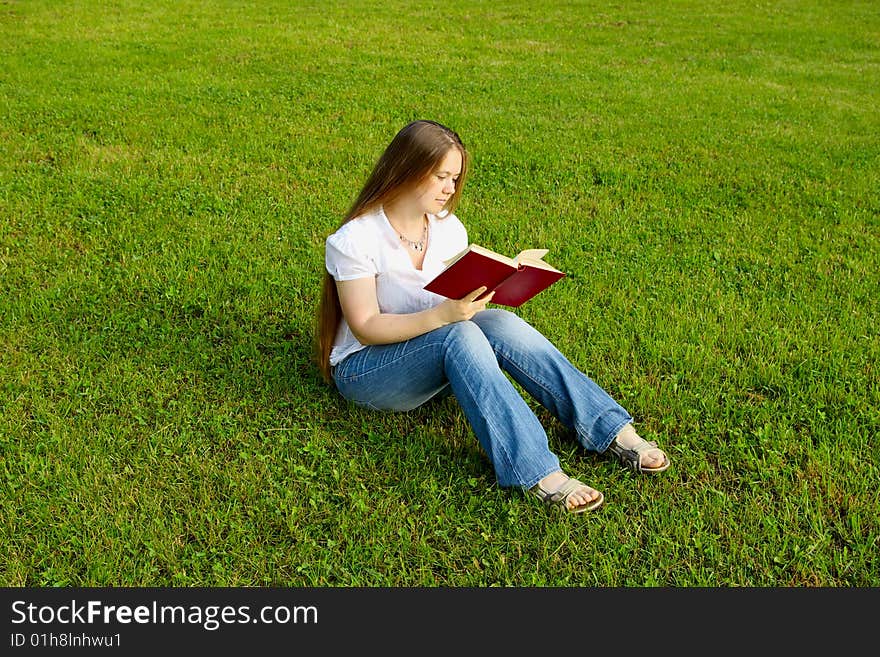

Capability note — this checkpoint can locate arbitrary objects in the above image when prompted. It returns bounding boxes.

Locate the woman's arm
[336,277,495,345]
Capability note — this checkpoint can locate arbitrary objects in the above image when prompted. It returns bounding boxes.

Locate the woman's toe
[571,485,598,509]
[643,448,666,468]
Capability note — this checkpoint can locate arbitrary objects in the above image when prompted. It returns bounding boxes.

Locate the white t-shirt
[325,206,469,367]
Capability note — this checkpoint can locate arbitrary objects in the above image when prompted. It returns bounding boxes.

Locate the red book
[424,244,566,307]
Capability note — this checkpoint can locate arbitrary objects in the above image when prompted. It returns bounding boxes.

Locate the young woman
[315,120,669,513]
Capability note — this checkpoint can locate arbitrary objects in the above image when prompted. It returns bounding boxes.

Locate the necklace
[397,218,428,253]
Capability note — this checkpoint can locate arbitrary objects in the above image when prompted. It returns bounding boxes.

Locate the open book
[424,244,566,307]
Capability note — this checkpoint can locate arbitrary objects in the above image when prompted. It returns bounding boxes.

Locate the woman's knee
[442,320,496,360]
[444,319,488,346]
[473,308,533,335]
[473,308,550,351]
[478,307,521,326]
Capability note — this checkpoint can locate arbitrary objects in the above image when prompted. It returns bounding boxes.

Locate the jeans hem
[598,417,634,454]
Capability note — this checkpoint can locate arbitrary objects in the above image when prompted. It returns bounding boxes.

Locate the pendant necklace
[397,218,428,253]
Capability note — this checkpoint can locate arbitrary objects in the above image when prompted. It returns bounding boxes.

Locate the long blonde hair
[315,120,469,382]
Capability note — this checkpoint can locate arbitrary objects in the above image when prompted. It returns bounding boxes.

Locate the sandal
[607,432,670,474]
[530,475,604,513]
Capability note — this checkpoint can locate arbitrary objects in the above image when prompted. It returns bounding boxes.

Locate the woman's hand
[435,286,495,324]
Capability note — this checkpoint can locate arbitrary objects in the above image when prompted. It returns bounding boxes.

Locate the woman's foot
[608,423,670,473]
[530,470,604,513]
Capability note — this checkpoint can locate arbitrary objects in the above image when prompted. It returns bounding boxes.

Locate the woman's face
[412,148,462,215]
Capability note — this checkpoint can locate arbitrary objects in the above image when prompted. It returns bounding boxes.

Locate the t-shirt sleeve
[325,228,378,281]
[450,215,468,252]
[439,213,468,256]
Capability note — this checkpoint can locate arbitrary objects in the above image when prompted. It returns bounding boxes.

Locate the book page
[514,249,560,272]
[514,248,549,261]
[469,244,517,267]
[442,244,516,268]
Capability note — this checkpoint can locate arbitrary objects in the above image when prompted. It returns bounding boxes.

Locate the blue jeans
[332,309,633,489]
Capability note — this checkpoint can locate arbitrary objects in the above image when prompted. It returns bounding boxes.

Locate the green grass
[1,0,878,586]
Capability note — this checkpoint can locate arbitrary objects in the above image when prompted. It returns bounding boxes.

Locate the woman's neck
[383,197,426,234]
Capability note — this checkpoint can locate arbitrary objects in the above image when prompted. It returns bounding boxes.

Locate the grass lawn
[1,0,878,586]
